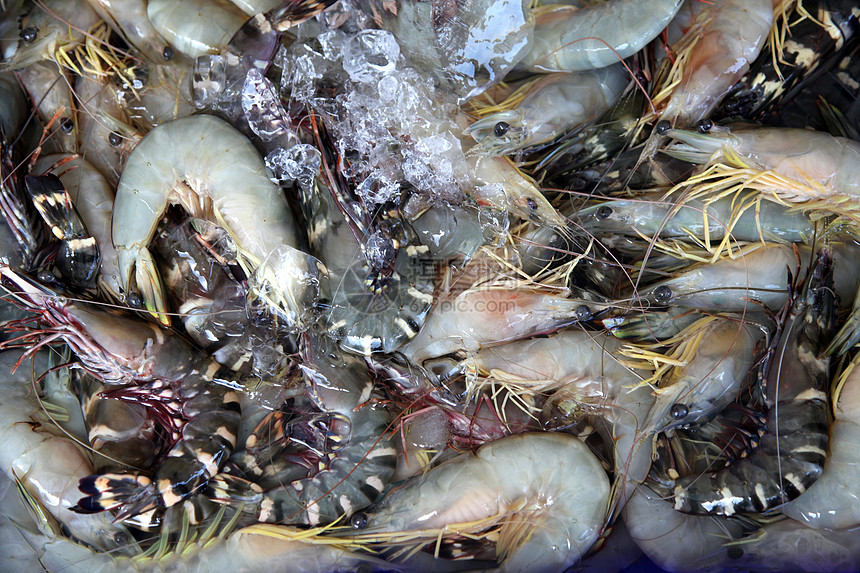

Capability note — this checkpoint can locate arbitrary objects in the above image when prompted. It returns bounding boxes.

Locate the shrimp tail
[74,474,160,517]
[118,245,170,326]
[24,173,100,288]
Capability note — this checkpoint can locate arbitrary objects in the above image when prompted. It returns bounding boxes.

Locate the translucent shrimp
[516,0,684,73]
[73,71,141,188]
[645,316,766,433]
[398,287,607,366]
[469,330,655,514]
[665,125,860,220]
[577,190,814,246]
[465,65,629,156]
[0,348,138,554]
[638,244,799,312]
[655,0,774,129]
[16,61,78,155]
[354,432,610,573]
[112,114,320,327]
[146,0,247,59]
[661,250,835,516]
[83,0,172,62]
[0,0,100,72]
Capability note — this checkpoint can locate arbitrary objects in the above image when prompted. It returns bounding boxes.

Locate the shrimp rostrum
[112,114,322,328]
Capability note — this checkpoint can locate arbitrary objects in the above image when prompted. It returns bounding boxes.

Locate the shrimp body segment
[517,0,684,73]
[113,114,318,327]
[667,126,860,207]
[360,432,609,573]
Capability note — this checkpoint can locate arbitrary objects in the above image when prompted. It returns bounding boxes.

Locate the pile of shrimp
[1,0,860,572]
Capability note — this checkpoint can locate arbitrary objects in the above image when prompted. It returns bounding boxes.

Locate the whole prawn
[657,250,835,516]
[111,114,321,327]
[352,432,610,573]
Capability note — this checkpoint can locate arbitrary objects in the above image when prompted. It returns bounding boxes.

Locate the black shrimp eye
[727,546,744,560]
[671,403,689,420]
[108,131,122,146]
[21,26,38,44]
[37,270,55,283]
[596,205,613,220]
[696,119,713,133]
[527,197,538,211]
[655,120,671,135]
[575,305,592,321]
[350,512,368,529]
[113,531,130,545]
[60,117,74,134]
[162,45,174,61]
[653,285,672,304]
[493,121,510,137]
[127,292,143,309]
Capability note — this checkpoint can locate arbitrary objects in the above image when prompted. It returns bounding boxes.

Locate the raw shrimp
[714,519,860,572]
[638,244,799,312]
[83,0,171,63]
[469,329,655,514]
[661,250,834,516]
[16,61,78,155]
[656,0,774,128]
[32,154,122,299]
[665,125,860,219]
[398,287,606,366]
[516,0,684,73]
[119,60,196,129]
[465,65,629,156]
[577,190,814,246]
[354,432,610,573]
[214,338,397,526]
[623,485,744,573]
[646,316,766,433]
[73,71,141,188]
[0,348,139,554]
[112,114,320,328]
[6,506,385,573]
[781,353,860,528]
[146,0,247,59]
[0,267,243,521]
[0,0,100,71]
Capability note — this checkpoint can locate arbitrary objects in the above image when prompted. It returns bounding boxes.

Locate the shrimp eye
[21,27,38,44]
[493,121,510,137]
[655,120,670,135]
[527,197,538,211]
[671,403,689,420]
[575,305,592,321]
[127,292,143,309]
[653,285,672,304]
[596,205,612,220]
[109,131,123,146]
[350,512,368,529]
[162,46,174,61]
[727,546,744,560]
[113,531,130,545]
[37,270,55,283]
[696,119,713,133]
[60,117,74,134]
